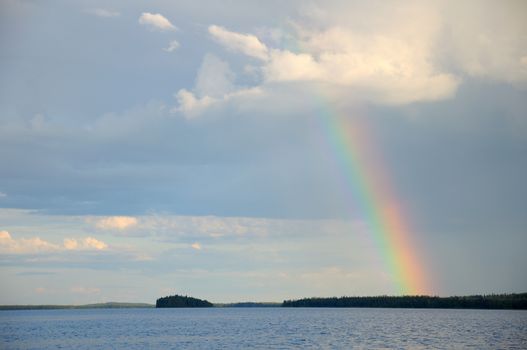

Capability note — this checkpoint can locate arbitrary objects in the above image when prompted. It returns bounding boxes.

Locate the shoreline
[3,293,526,311]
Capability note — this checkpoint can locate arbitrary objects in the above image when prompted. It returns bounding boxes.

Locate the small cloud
[95,216,138,230]
[63,237,108,251]
[173,87,261,118]
[163,40,180,52]
[139,12,176,31]
[174,89,215,118]
[0,230,60,254]
[0,231,109,254]
[63,238,78,250]
[191,242,202,250]
[84,237,108,250]
[209,25,268,60]
[85,8,120,18]
[0,192,6,198]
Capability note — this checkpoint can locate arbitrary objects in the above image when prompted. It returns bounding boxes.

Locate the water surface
[1,308,526,349]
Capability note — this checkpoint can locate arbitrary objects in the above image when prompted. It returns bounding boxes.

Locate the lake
[1,308,526,349]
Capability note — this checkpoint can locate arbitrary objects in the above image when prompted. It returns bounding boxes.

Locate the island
[156,294,213,308]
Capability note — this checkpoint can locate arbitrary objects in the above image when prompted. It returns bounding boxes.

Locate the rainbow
[315,101,429,295]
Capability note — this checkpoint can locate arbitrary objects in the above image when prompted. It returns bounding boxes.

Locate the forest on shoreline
[3,293,526,310]
[282,293,527,309]
[154,293,527,310]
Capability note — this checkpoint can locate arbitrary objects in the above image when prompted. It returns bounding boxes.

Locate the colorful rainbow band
[315,101,429,295]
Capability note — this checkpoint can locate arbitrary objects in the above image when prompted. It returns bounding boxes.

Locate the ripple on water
[0,308,526,349]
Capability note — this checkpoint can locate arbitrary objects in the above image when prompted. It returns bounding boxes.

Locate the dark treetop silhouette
[156,294,213,308]
[282,293,527,309]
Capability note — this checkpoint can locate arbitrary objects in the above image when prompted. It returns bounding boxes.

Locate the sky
[0,0,526,304]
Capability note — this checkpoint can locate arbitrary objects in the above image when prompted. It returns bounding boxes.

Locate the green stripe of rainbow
[315,102,429,295]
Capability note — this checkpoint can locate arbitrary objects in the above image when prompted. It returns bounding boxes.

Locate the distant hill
[156,294,213,308]
[282,293,527,310]
[77,302,154,309]
[0,302,154,311]
[216,302,281,307]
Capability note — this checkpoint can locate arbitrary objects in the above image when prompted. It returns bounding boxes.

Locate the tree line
[282,293,527,309]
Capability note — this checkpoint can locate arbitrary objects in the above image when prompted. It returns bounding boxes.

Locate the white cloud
[195,54,235,98]
[209,23,458,105]
[64,237,108,251]
[264,50,323,82]
[173,87,262,119]
[95,216,138,230]
[0,230,108,254]
[0,192,6,198]
[174,89,216,118]
[84,237,108,250]
[191,242,202,250]
[173,54,234,117]
[268,25,459,104]
[63,238,79,250]
[139,12,176,31]
[440,0,527,85]
[0,230,59,254]
[209,25,269,60]
[188,1,526,115]
[163,40,180,52]
[173,54,262,118]
[85,8,120,18]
